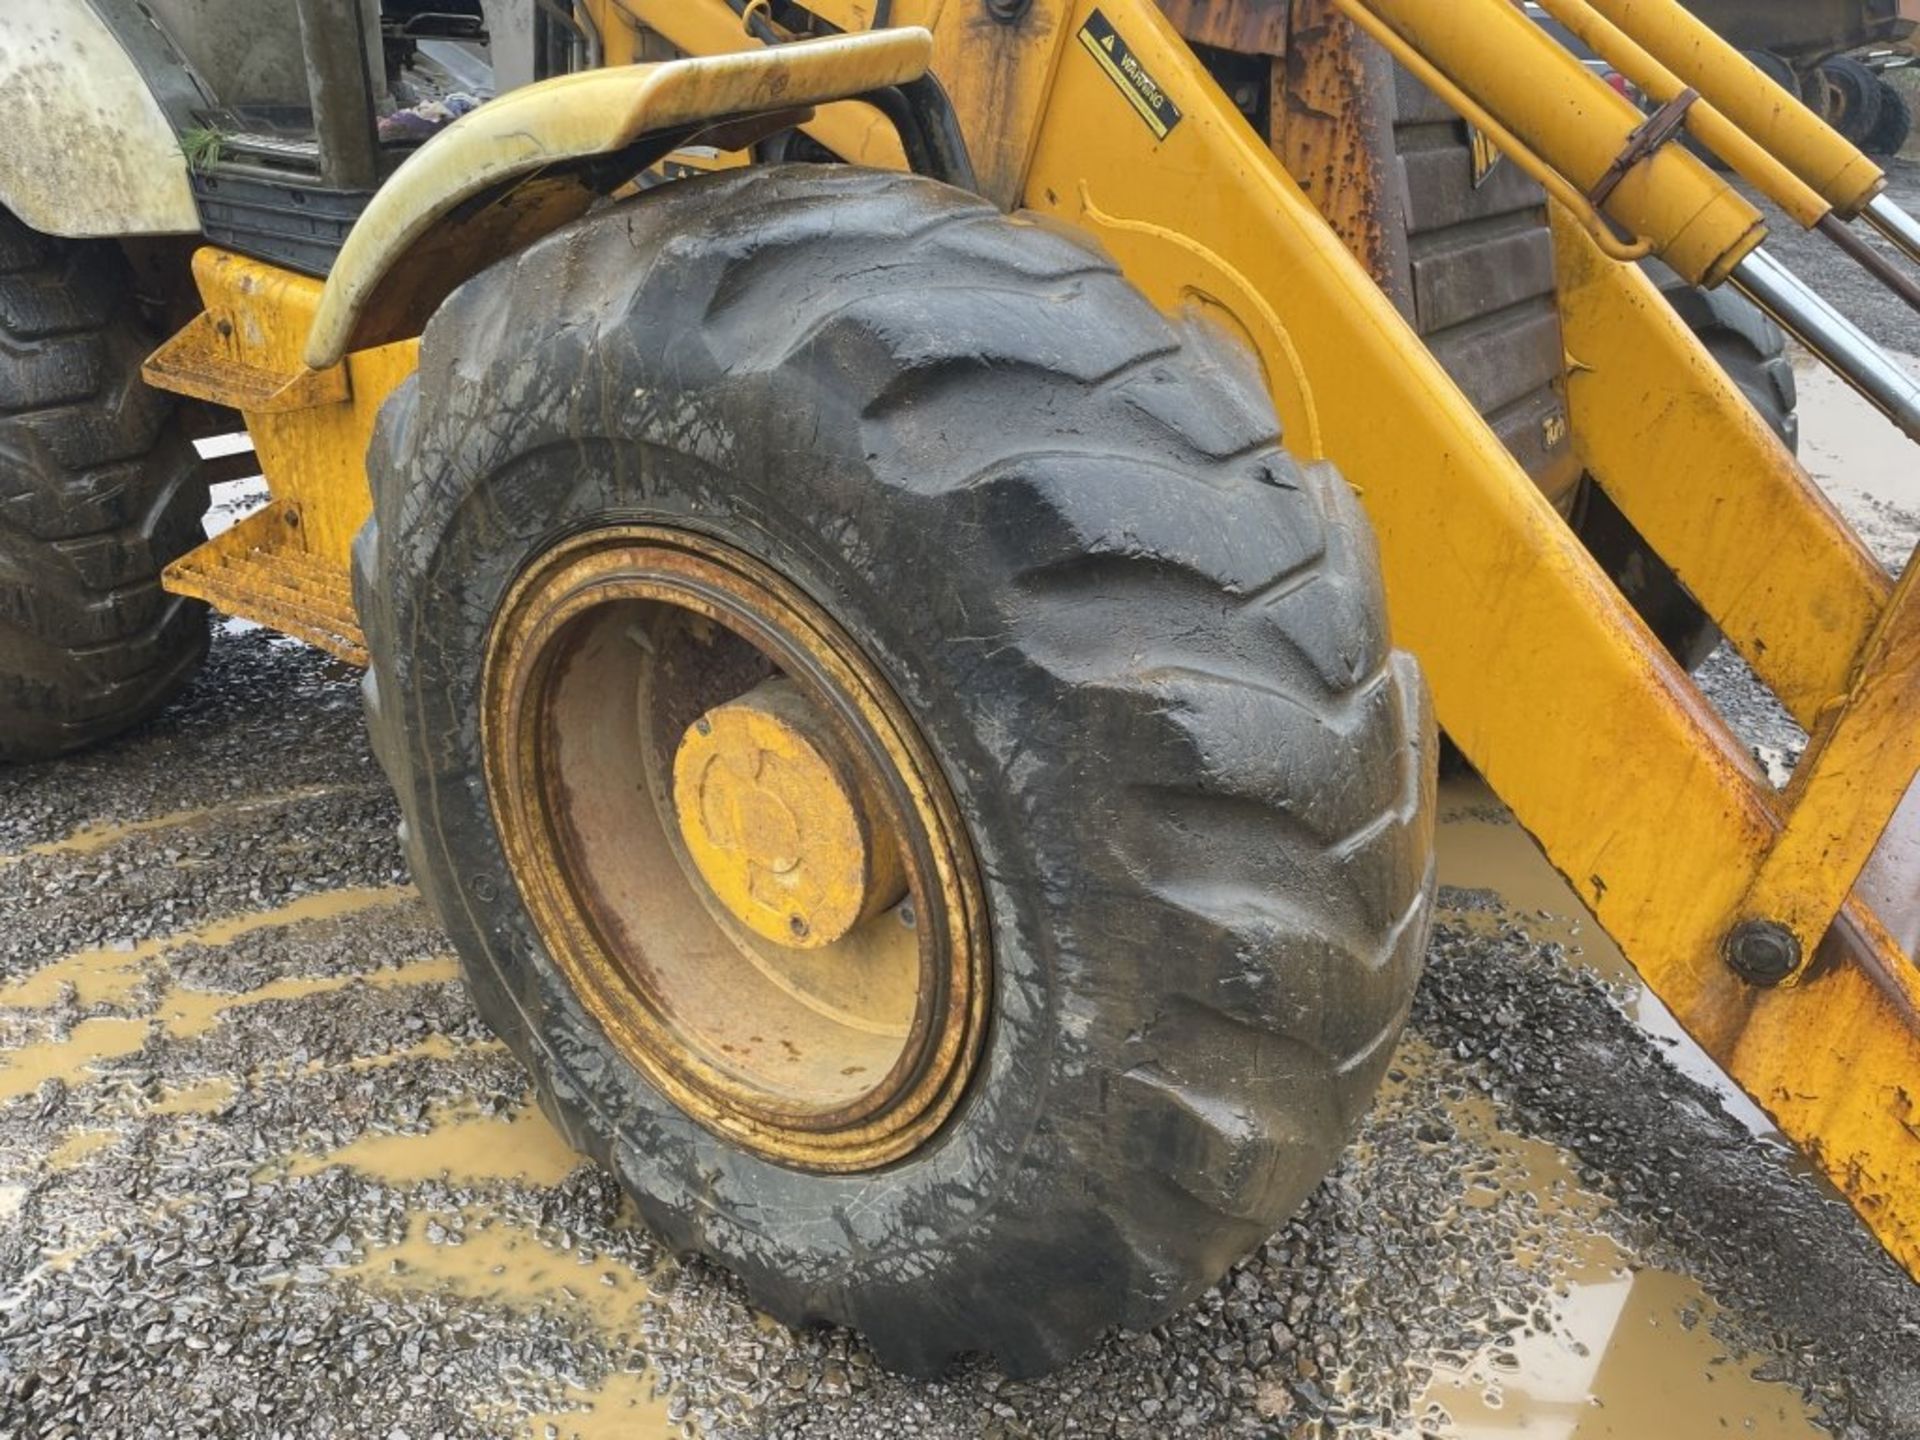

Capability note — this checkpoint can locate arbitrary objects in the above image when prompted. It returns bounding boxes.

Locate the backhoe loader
[2,0,1917,1377]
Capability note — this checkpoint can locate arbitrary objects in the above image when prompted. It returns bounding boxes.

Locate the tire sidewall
[381,416,1102,1320]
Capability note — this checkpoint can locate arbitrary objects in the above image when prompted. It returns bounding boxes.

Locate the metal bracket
[1589,86,1700,209]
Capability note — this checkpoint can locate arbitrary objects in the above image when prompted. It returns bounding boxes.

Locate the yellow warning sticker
[1078,9,1183,140]
[1469,125,1505,189]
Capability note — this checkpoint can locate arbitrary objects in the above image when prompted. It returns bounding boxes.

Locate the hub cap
[672,678,909,950]
[481,527,989,1172]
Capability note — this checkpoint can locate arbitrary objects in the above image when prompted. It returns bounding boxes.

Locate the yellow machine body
[141,0,1920,1284]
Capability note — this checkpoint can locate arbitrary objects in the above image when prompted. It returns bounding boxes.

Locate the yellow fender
[303,29,933,370]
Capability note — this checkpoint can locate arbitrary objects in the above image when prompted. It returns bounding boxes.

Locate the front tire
[356,166,1435,1375]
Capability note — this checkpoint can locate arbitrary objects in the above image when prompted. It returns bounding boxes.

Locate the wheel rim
[481,526,989,1172]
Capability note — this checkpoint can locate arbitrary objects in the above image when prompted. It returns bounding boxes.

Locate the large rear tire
[1815,57,1885,147]
[1865,78,1913,158]
[0,212,209,761]
[355,166,1436,1376]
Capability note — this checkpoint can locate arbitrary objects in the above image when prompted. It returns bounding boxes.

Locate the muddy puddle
[353,1205,683,1440]
[0,883,415,1011]
[1436,776,1787,1147]
[1793,351,1920,571]
[1423,1260,1823,1439]
[0,853,687,1439]
[1380,1038,1827,1440]
[282,1100,582,1186]
[0,782,367,864]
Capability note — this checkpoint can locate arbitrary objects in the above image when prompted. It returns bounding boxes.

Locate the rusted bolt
[789,914,810,940]
[1725,919,1801,986]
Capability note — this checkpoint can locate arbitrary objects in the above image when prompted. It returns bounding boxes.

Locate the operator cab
[131,0,562,273]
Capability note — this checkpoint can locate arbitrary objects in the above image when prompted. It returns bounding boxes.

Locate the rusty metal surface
[144,309,351,414]
[1275,0,1411,305]
[480,526,989,1173]
[1155,0,1291,53]
[161,500,368,665]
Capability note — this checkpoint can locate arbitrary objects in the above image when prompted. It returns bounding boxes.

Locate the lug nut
[1725,919,1802,986]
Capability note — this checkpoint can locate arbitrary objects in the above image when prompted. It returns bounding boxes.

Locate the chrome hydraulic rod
[1533,0,1920,320]
[1816,214,1920,319]
[1733,249,1920,444]
[1865,194,1920,271]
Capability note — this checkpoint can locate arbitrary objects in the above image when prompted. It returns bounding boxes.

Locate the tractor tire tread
[356,166,1434,1377]
[0,213,208,762]
[1867,78,1913,158]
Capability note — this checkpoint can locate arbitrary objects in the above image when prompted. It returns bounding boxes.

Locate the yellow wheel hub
[673,679,908,949]
[480,526,989,1173]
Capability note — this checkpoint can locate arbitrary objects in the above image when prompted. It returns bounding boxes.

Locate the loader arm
[604,0,1920,1277]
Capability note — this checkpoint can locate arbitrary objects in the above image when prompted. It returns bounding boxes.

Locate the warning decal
[1468,125,1506,188]
[1078,10,1184,140]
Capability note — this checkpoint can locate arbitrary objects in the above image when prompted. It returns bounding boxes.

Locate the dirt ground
[4,176,1920,1440]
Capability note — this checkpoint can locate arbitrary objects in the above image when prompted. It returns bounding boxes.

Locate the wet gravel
[3,617,1918,1439]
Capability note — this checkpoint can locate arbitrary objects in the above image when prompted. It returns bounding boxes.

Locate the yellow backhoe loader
[1,0,1916,1376]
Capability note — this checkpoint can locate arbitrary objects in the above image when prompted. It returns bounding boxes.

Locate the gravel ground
[4,176,1920,1440]
[11,629,1920,1440]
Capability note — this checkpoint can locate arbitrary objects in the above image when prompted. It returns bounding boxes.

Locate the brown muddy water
[1794,354,1920,572]
[1418,788,1828,1440]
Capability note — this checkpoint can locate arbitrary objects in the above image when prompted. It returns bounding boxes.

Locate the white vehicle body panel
[0,2,199,238]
